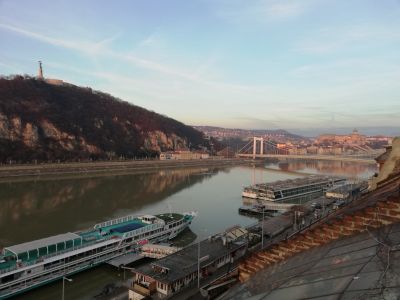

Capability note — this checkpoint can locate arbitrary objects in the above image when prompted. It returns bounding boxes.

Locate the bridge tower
[253,137,264,159]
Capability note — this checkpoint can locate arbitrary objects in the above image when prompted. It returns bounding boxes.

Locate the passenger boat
[0,211,196,298]
[242,175,346,202]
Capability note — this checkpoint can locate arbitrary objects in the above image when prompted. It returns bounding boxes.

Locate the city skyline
[0,0,399,131]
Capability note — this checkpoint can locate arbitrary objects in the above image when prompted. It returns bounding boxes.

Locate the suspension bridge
[236,137,378,164]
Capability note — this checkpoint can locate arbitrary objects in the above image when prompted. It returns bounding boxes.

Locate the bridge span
[236,137,378,164]
[236,153,376,164]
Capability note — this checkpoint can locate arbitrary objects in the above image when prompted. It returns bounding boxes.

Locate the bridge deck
[237,154,376,164]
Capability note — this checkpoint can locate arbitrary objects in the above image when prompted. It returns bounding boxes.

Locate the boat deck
[106,252,144,267]
[251,176,344,192]
[0,217,154,273]
[156,213,184,222]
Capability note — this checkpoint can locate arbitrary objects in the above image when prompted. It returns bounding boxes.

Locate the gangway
[106,252,144,267]
[141,244,181,259]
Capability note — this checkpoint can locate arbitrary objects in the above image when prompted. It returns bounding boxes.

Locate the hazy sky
[0,0,399,131]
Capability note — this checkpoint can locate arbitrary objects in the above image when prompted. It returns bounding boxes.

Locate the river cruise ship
[242,175,346,203]
[0,211,196,298]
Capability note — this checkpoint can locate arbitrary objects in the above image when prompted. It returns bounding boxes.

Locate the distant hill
[290,127,400,137]
[193,125,306,141]
[0,76,207,162]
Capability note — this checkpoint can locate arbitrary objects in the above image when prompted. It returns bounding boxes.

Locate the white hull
[0,215,193,299]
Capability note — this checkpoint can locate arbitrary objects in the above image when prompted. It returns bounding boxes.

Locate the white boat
[242,176,346,202]
[0,211,197,299]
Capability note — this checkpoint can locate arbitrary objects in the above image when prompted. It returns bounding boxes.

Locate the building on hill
[45,78,64,86]
[316,129,367,146]
[36,61,65,86]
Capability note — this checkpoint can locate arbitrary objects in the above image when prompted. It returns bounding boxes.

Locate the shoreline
[0,158,369,183]
[0,158,255,182]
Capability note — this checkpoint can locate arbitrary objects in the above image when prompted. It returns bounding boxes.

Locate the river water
[0,159,376,299]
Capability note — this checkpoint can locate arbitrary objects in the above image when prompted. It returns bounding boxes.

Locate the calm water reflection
[1,160,375,300]
[267,159,376,179]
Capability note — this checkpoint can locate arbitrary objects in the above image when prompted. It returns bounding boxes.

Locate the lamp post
[62,276,73,300]
[261,207,265,249]
[197,228,207,289]
[197,240,200,289]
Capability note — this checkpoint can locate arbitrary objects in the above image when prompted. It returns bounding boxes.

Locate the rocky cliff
[0,76,207,162]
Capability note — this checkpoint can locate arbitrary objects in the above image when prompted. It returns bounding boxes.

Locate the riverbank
[0,158,254,181]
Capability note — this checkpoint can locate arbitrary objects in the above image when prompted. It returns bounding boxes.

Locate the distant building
[276,143,288,149]
[367,135,393,144]
[316,129,367,146]
[288,147,307,155]
[306,146,318,155]
[317,147,333,155]
[159,151,209,160]
[45,78,64,86]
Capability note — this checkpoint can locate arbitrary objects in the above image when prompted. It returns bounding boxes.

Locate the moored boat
[242,175,346,202]
[0,211,196,298]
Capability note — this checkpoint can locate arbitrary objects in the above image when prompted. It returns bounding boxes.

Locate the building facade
[159,151,209,160]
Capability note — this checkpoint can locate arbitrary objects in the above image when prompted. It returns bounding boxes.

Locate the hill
[0,76,207,162]
[193,126,306,141]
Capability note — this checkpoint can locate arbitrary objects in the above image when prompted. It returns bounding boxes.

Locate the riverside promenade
[0,158,253,180]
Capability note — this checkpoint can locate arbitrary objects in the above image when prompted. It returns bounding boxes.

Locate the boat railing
[0,257,40,275]
[94,214,140,229]
[0,237,119,275]
[0,249,125,295]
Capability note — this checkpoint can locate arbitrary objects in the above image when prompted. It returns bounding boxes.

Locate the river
[0,159,376,299]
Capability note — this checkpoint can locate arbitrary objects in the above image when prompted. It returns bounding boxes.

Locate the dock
[239,202,295,215]
[106,244,181,267]
[107,252,144,267]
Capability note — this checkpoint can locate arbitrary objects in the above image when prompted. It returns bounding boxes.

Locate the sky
[0,0,399,134]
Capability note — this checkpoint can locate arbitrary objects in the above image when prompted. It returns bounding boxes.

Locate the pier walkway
[107,252,144,267]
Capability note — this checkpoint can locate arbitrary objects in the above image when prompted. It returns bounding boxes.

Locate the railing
[123,223,165,239]
[0,243,130,294]
[0,238,118,276]
[94,214,140,229]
